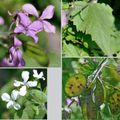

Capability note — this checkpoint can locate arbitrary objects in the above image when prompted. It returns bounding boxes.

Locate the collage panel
[62,58,120,120]
[0,68,47,119]
[62,0,120,57]
[0,0,61,67]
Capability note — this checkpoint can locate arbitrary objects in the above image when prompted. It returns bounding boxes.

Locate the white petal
[42,77,45,80]
[14,80,23,87]
[100,103,105,110]
[19,86,27,96]
[26,81,37,87]
[39,72,45,80]
[21,71,30,83]
[1,93,10,102]
[7,101,14,109]
[33,69,39,79]
[71,96,79,103]
[33,69,38,76]
[64,106,72,113]
[14,103,21,110]
[33,74,38,78]
[11,90,19,101]
[38,72,44,78]
[33,71,45,80]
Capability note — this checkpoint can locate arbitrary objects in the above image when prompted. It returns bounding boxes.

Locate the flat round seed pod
[109,91,120,114]
[65,74,86,97]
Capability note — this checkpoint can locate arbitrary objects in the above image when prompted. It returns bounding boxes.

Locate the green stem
[88,58,108,88]
[98,77,106,103]
[103,81,120,91]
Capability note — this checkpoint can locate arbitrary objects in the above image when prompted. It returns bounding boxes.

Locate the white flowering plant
[0,69,47,119]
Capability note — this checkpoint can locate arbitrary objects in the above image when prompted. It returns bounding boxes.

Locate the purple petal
[14,25,25,33]
[0,56,15,67]
[9,46,16,57]
[10,47,25,66]
[42,20,56,33]
[9,47,19,60]
[27,30,38,43]
[9,47,19,63]
[66,98,72,106]
[0,16,4,25]
[40,5,55,20]
[16,49,25,66]
[28,20,43,32]
[1,46,25,67]
[14,36,22,47]
[18,12,31,27]
[22,4,39,18]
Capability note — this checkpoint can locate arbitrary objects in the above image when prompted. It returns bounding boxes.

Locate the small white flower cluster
[1,69,45,110]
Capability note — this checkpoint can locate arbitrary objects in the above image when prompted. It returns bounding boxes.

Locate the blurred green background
[0,0,61,67]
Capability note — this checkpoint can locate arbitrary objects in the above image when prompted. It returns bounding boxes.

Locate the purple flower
[0,16,4,25]
[22,4,56,33]
[39,5,56,33]
[13,4,56,43]
[66,98,73,106]
[0,46,25,67]
[66,97,80,106]
[14,13,43,43]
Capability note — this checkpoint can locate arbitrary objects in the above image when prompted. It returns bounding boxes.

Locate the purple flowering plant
[0,3,56,67]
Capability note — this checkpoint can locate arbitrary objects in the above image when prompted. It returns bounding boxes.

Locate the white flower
[1,90,21,110]
[71,96,79,103]
[33,69,45,80]
[14,71,37,96]
[64,106,72,113]
[100,103,105,110]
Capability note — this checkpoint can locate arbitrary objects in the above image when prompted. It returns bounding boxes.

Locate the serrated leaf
[71,2,120,55]
[63,41,88,56]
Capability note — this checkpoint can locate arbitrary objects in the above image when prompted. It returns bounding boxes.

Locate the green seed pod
[65,73,86,97]
[109,91,120,114]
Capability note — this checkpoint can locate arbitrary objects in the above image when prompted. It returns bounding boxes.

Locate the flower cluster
[0,4,56,67]
[1,37,25,67]
[63,96,80,113]
[1,70,45,110]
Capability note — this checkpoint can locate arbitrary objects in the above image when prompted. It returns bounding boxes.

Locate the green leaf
[23,41,49,67]
[30,89,47,104]
[33,103,47,119]
[100,104,113,120]
[63,41,88,56]
[71,2,120,55]
[70,103,84,120]
[14,110,23,119]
